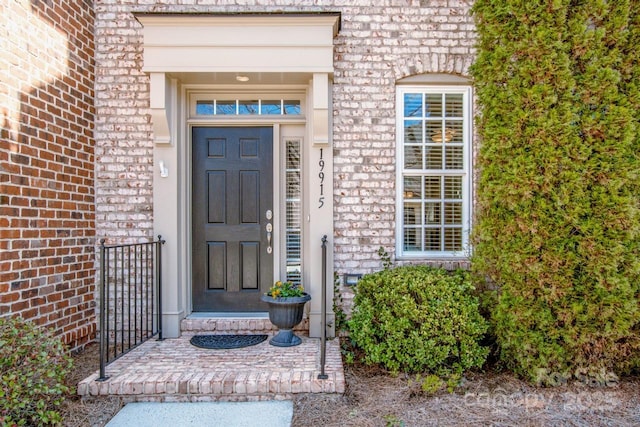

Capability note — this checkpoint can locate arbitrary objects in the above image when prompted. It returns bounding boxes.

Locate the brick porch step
[180,313,308,334]
[78,315,343,402]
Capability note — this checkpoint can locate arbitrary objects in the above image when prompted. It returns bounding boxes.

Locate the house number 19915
[318,148,325,209]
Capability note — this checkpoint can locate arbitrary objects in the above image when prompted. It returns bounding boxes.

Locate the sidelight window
[285,138,302,285]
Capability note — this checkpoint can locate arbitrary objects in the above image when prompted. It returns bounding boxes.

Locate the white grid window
[397,86,471,257]
[285,138,302,285]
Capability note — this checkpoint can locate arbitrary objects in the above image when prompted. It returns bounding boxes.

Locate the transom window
[397,86,471,257]
[196,99,301,116]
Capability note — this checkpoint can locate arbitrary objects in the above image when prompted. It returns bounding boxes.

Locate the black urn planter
[261,293,311,347]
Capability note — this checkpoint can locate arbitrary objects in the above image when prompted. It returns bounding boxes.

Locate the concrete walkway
[106,401,293,427]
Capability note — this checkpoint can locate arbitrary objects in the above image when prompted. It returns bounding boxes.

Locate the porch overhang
[136,13,340,145]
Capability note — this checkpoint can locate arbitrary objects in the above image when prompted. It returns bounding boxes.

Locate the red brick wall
[0,0,96,351]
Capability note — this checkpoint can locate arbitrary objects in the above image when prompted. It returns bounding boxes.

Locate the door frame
[152,81,334,338]
[185,93,308,314]
[188,122,282,314]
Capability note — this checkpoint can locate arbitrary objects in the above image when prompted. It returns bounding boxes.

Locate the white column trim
[150,73,172,144]
[312,73,329,146]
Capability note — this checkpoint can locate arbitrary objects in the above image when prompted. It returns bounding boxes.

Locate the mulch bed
[61,343,123,427]
[292,360,640,427]
[62,341,640,427]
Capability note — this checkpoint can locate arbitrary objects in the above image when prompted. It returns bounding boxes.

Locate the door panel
[207,242,226,290]
[192,127,273,311]
[240,171,259,224]
[240,242,259,290]
[207,171,226,223]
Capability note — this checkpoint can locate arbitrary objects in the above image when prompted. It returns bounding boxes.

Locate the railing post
[98,239,108,381]
[318,235,328,380]
[157,235,165,341]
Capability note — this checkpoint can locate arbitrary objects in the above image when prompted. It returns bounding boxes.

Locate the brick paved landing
[77,332,345,402]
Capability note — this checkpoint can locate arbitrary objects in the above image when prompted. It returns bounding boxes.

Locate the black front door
[192,127,273,311]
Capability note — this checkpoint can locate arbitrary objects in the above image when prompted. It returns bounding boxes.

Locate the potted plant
[261,281,311,347]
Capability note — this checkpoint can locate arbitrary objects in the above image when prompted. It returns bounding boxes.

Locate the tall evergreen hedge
[471,0,640,384]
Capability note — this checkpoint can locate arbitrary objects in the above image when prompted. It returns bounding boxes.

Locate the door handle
[266,223,273,254]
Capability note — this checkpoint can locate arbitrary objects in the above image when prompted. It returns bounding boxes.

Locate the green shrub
[348,266,489,379]
[471,1,640,384]
[333,272,348,334]
[0,317,73,426]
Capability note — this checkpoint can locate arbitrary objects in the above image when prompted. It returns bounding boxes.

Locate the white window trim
[395,85,473,259]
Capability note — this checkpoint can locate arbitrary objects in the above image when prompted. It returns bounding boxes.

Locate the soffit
[167,71,311,86]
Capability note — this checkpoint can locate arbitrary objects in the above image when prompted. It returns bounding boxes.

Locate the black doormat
[190,334,268,350]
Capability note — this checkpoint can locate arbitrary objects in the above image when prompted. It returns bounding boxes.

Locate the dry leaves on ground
[292,361,640,427]
[62,342,640,427]
[61,343,123,427]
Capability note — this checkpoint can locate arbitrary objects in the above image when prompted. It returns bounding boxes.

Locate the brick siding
[0,0,96,350]
[93,0,476,309]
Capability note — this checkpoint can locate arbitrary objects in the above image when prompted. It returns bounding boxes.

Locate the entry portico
[136,13,339,338]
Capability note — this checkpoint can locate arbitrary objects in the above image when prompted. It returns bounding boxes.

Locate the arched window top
[397,73,471,85]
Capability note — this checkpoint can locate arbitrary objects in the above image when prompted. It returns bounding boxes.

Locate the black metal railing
[318,235,329,380]
[98,236,165,381]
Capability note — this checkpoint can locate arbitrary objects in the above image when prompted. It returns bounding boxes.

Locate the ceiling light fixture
[431,128,456,143]
[236,75,250,82]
